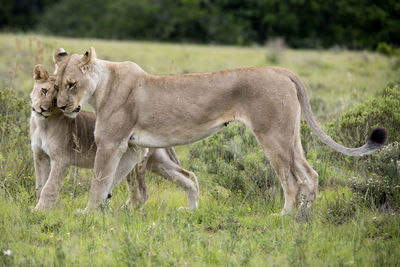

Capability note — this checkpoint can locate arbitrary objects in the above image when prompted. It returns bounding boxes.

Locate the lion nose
[59,105,67,110]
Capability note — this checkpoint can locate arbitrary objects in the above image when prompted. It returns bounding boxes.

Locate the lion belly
[130,120,227,147]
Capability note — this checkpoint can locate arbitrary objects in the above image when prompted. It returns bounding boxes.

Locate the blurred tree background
[0,0,399,49]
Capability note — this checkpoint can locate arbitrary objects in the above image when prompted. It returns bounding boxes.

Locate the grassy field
[0,33,399,266]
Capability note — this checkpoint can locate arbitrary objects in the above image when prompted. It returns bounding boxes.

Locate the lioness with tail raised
[31,64,199,210]
[54,47,386,214]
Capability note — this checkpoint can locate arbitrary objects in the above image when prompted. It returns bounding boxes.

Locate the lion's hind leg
[124,166,146,208]
[262,140,300,214]
[148,149,199,210]
[254,130,318,215]
[166,147,199,193]
[248,116,318,215]
[136,149,151,203]
[123,149,152,208]
[293,138,319,207]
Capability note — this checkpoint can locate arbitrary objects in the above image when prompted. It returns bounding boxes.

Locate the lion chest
[31,128,50,155]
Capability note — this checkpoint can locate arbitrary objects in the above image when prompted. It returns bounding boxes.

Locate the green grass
[1,184,399,266]
[1,33,400,266]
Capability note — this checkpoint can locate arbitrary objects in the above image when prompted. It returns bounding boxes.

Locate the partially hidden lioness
[54,47,387,214]
[31,64,199,210]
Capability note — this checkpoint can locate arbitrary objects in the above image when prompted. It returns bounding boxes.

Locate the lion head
[54,47,98,118]
[31,64,58,118]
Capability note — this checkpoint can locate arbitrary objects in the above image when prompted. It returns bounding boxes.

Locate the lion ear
[80,47,96,73]
[33,64,49,82]
[53,48,68,65]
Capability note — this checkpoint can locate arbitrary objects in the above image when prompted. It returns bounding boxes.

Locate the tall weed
[0,89,33,199]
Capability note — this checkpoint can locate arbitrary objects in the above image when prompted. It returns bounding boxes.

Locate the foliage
[189,123,281,201]
[2,0,400,49]
[322,83,400,210]
[0,0,58,31]
[348,142,400,210]
[377,42,400,56]
[328,82,400,147]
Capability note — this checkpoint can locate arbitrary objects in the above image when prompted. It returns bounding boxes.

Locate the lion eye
[68,82,77,90]
[41,88,48,96]
[54,85,59,92]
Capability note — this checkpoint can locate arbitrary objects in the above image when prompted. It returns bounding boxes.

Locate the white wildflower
[3,249,11,256]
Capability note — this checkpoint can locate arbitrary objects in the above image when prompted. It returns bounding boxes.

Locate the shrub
[323,83,400,209]
[189,123,280,201]
[377,42,394,56]
[327,82,400,147]
[366,142,400,184]
[377,42,400,56]
[348,142,400,210]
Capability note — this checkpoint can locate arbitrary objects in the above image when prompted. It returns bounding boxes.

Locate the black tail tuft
[369,127,388,145]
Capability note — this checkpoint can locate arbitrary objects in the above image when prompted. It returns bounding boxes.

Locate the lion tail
[166,147,181,166]
[289,73,387,156]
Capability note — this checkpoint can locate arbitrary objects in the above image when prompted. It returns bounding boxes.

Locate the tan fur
[54,47,384,214]
[31,65,199,210]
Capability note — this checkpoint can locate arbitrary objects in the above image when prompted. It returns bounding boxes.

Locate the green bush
[377,42,394,56]
[377,42,400,56]
[348,142,400,210]
[328,82,400,147]
[321,83,400,209]
[0,89,33,199]
[189,124,280,201]
[366,142,400,183]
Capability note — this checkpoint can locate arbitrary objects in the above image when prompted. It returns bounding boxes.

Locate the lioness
[54,47,386,214]
[31,64,199,210]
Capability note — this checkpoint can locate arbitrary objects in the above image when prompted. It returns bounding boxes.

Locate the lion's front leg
[33,150,50,202]
[35,159,68,210]
[85,140,128,211]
